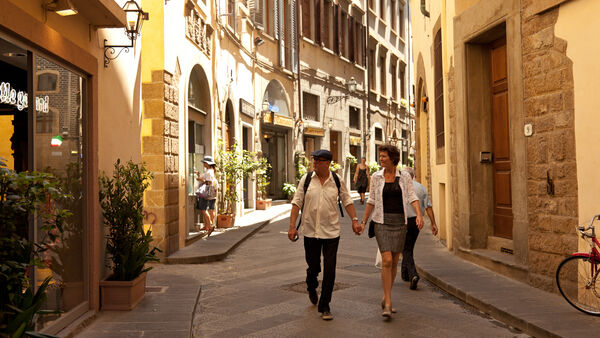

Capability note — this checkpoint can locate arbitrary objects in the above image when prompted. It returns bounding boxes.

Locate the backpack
[296,171,344,231]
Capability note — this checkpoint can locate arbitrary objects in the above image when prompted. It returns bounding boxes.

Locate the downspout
[420,0,430,17]
[296,0,302,153]
[364,5,371,160]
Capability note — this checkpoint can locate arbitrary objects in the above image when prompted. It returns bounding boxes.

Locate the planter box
[256,198,272,210]
[217,214,234,228]
[100,271,146,310]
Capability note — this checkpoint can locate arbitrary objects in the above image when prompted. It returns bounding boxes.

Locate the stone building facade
[411,0,599,294]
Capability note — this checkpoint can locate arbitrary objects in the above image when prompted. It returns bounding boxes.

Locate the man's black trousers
[401,217,420,279]
[304,236,340,313]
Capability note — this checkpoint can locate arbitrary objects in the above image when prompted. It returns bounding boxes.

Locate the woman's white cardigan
[366,169,418,224]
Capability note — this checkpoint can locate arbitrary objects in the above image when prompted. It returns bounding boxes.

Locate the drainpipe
[420,0,430,17]
[364,4,371,161]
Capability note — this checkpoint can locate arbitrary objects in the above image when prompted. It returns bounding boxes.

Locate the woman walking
[353,157,370,204]
[196,156,218,237]
[359,145,423,318]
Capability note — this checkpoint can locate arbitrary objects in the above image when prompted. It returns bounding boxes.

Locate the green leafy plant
[329,161,341,172]
[0,159,70,337]
[282,182,297,200]
[255,156,271,200]
[216,141,266,214]
[367,161,380,175]
[294,152,308,182]
[345,154,357,165]
[99,160,160,281]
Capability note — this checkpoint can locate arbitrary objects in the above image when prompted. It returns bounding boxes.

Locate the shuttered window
[314,0,321,44]
[434,29,445,153]
[323,0,330,48]
[301,0,311,38]
[380,54,386,95]
[333,4,339,54]
[391,62,397,100]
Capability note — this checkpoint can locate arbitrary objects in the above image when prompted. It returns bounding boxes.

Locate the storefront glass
[0,37,87,331]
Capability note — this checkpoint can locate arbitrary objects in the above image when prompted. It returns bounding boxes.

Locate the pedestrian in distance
[353,157,370,204]
[359,144,423,319]
[195,156,218,238]
[401,167,438,290]
[288,149,362,321]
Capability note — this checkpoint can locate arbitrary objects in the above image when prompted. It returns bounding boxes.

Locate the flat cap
[311,149,333,161]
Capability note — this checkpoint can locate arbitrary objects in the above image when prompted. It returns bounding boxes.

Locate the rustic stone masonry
[521,5,578,292]
[142,70,180,258]
[446,63,457,245]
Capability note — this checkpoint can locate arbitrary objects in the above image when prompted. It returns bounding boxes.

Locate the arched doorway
[187,64,211,233]
[224,99,234,149]
[261,80,291,199]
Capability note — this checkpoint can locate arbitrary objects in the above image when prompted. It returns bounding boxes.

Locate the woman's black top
[382,177,404,214]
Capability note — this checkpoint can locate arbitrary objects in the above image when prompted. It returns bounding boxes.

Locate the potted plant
[329,161,341,173]
[282,183,297,202]
[0,158,71,337]
[255,155,272,210]
[98,159,160,310]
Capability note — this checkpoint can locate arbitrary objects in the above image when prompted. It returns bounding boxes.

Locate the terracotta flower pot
[100,271,146,310]
[217,214,234,228]
[256,198,272,210]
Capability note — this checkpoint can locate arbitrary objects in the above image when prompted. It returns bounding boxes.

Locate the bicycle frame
[571,215,600,275]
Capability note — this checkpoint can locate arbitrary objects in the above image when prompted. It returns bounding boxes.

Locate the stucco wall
[555,0,600,248]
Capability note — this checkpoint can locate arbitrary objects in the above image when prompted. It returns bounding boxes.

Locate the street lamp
[328,119,333,129]
[327,77,357,104]
[256,99,269,119]
[104,1,149,67]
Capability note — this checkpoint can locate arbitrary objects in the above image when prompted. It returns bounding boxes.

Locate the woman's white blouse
[366,169,418,224]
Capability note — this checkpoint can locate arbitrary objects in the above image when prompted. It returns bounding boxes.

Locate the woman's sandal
[381,300,397,313]
[206,226,214,238]
[382,305,392,318]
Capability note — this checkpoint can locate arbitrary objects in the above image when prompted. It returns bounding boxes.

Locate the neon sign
[0,81,49,113]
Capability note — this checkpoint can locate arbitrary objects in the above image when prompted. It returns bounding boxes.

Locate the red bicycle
[556,214,600,315]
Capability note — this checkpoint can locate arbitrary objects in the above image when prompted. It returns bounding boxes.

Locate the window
[390,0,396,32]
[399,7,404,38]
[379,0,385,20]
[434,29,445,161]
[369,48,375,90]
[379,54,386,96]
[303,92,319,121]
[228,0,236,31]
[349,106,360,129]
[333,4,339,54]
[323,1,330,48]
[400,66,405,98]
[301,0,311,37]
[341,11,347,58]
[368,0,374,11]
[375,127,383,141]
[391,63,397,100]
[314,0,321,44]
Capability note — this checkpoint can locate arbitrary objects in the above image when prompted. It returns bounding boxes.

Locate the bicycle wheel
[556,255,600,316]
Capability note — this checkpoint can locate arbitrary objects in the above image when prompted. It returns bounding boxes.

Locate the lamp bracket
[103,39,135,68]
[326,95,348,104]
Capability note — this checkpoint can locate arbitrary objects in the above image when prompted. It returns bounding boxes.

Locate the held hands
[352,219,362,235]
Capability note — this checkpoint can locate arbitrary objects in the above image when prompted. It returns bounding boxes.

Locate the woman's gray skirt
[375,213,407,253]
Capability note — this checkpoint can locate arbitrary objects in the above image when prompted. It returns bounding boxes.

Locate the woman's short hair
[379,144,401,166]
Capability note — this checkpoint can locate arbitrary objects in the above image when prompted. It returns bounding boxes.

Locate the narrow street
[184,201,525,337]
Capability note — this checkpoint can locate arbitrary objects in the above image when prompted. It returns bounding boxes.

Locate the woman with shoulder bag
[196,156,218,237]
[359,144,423,319]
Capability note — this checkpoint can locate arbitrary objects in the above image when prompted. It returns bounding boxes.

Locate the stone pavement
[74,195,600,337]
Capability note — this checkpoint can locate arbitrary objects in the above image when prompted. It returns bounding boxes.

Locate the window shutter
[249,0,265,29]
[337,5,342,55]
[290,0,298,73]
[333,4,339,54]
[273,0,279,39]
[278,0,285,67]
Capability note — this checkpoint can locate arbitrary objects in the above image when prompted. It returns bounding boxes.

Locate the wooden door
[330,131,339,163]
[490,37,513,239]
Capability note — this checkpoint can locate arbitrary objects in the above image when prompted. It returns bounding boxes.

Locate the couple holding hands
[288,145,438,321]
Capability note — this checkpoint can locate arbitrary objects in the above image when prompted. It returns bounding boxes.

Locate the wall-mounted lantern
[44,0,78,16]
[256,99,269,119]
[327,77,357,104]
[104,1,149,68]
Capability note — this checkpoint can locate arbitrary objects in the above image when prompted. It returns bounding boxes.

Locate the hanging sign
[51,135,63,147]
[0,81,49,113]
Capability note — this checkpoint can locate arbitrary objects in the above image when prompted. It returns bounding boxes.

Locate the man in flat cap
[288,149,362,321]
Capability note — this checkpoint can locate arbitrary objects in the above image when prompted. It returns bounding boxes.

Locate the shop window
[349,106,360,129]
[303,92,319,121]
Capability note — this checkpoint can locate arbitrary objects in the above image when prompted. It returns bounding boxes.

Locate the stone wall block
[529,250,565,276]
[164,120,170,136]
[142,135,164,155]
[144,100,165,118]
[527,138,547,164]
[544,198,558,214]
[164,137,171,155]
[527,181,547,197]
[163,71,173,85]
[150,172,165,190]
[552,215,577,234]
[145,190,165,207]
[563,89,574,110]
[548,133,566,161]
[522,8,558,35]
[171,138,179,155]
[523,27,554,54]
[553,178,577,197]
[535,115,555,133]
[167,189,179,206]
[142,83,164,100]
[151,70,164,83]
[170,121,179,137]
[165,103,178,120]
[164,85,171,103]
[142,207,166,227]
[142,154,165,172]
[527,164,547,180]
[553,37,567,53]
[530,214,552,232]
[557,197,578,218]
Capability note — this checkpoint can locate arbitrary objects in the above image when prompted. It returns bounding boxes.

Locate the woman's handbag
[368,220,375,238]
[196,183,210,199]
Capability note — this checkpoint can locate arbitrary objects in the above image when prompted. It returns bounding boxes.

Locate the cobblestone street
[187,202,525,337]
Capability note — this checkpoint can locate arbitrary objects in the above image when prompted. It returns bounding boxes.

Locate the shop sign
[0,81,49,113]
[304,127,325,136]
[263,111,273,124]
[350,136,361,145]
[239,98,254,118]
[273,115,293,128]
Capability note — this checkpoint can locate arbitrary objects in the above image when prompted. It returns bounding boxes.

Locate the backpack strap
[331,172,344,217]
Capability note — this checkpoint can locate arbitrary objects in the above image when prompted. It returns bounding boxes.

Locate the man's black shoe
[321,311,333,320]
[308,290,318,305]
[401,267,409,282]
[409,275,419,290]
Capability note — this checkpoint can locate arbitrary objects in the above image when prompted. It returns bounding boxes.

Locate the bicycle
[556,214,600,316]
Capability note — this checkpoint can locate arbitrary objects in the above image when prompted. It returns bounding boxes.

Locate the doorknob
[480,151,493,163]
